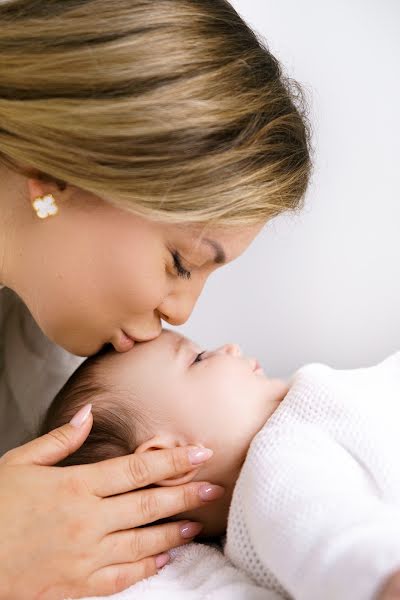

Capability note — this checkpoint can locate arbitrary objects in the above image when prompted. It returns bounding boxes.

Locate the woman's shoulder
[0,288,85,453]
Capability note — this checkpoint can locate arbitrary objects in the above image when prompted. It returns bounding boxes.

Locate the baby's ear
[134,435,199,487]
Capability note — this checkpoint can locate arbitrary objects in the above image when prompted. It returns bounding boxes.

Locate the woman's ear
[134,434,200,487]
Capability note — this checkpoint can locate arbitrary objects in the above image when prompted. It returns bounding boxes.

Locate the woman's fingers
[378,569,400,599]
[98,520,203,568]
[85,556,163,598]
[100,481,224,532]
[79,446,213,497]
[1,404,93,467]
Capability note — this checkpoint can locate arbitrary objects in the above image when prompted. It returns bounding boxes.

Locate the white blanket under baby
[225,350,400,600]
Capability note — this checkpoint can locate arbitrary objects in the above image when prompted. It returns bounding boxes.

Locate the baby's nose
[219,343,242,357]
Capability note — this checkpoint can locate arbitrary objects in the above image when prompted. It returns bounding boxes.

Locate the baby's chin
[250,377,290,439]
[265,377,290,409]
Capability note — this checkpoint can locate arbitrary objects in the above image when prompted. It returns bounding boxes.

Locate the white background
[178,0,399,378]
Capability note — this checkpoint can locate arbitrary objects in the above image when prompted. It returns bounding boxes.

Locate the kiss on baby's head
[40,329,288,535]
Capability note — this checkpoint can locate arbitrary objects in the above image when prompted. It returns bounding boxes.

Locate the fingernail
[198,484,225,502]
[188,447,213,465]
[155,552,170,569]
[69,403,92,428]
[179,521,204,539]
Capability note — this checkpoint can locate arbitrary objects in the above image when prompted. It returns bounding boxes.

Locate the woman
[0,0,311,597]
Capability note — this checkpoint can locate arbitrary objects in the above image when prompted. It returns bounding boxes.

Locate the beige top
[0,287,84,455]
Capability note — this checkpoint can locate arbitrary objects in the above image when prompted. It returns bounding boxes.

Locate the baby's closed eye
[192,352,206,365]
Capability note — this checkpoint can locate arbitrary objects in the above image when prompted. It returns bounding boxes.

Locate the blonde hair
[0,0,312,225]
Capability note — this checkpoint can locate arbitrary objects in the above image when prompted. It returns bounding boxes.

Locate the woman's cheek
[103,268,159,315]
[118,256,168,312]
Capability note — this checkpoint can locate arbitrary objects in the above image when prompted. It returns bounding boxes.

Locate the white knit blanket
[75,542,279,600]
[225,351,400,600]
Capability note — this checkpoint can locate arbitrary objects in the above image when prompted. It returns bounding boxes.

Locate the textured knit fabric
[224,352,400,600]
[0,287,85,454]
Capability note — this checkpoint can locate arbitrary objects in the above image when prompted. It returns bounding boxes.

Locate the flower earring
[32,193,59,219]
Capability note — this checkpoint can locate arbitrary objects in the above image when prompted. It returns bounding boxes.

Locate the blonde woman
[0,0,311,598]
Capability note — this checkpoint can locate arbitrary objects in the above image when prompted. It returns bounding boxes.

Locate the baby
[40,329,400,600]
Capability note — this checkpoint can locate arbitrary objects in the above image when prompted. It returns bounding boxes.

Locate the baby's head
[41,329,288,536]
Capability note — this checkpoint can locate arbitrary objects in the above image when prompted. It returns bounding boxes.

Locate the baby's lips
[249,357,265,375]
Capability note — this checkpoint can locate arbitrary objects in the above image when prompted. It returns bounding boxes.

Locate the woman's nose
[158,282,206,326]
[158,300,194,327]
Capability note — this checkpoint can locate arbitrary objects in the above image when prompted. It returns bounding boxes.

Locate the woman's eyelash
[172,251,192,280]
[193,351,205,364]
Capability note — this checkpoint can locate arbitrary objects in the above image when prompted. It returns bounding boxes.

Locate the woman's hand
[0,405,222,600]
[378,570,400,600]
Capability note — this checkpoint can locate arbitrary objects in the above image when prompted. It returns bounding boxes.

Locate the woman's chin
[49,331,105,357]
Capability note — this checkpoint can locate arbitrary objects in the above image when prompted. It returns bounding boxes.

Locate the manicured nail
[188,447,213,465]
[155,553,170,569]
[198,484,225,502]
[179,521,203,539]
[69,403,92,428]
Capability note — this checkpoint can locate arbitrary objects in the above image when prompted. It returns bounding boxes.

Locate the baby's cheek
[184,371,251,435]
[183,393,228,439]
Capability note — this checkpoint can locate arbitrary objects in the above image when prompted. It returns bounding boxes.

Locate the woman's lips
[112,330,136,353]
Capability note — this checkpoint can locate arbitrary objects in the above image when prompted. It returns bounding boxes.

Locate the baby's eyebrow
[172,335,187,358]
[171,334,195,368]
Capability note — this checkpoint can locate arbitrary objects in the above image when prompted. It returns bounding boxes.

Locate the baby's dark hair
[39,346,152,467]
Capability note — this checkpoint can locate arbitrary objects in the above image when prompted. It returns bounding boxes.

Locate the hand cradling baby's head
[41,329,288,535]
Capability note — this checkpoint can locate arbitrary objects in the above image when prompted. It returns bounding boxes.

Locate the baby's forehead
[104,329,188,370]
[134,330,188,355]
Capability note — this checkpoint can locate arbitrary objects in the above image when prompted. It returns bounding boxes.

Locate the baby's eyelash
[193,351,205,364]
[172,251,192,280]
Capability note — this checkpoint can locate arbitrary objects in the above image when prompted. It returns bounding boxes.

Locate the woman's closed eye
[172,251,192,280]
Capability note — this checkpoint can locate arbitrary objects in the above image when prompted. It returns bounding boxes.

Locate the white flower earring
[32,193,59,219]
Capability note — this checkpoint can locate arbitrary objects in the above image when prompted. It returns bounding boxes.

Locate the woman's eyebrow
[201,238,226,264]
